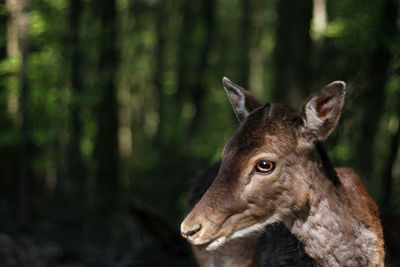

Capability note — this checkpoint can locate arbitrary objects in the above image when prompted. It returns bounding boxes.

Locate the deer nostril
[181,224,202,239]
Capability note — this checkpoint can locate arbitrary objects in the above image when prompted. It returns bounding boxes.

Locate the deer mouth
[185,231,228,251]
[203,236,228,251]
[200,224,259,251]
[201,227,256,251]
[199,214,282,251]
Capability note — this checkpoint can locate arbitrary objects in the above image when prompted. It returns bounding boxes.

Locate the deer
[181,78,385,266]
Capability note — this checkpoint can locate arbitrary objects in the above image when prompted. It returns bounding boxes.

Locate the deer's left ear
[222,77,263,123]
[300,81,346,143]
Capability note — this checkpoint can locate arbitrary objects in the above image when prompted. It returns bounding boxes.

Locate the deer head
[181,77,345,251]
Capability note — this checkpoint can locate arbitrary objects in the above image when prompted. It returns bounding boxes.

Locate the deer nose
[181,224,202,239]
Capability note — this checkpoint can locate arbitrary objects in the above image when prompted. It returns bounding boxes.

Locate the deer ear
[300,81,346,143]
[222,77,263,123]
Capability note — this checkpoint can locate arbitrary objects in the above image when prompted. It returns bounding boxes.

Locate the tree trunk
[381,86,400,209]
[273,0,313,108]
[355,0,398,187]
[63,0,84,209]
[7,0,30,225]
[175,0,197,102]
[18,4,29,225]
[381,116,400,210]
[154,0,167,148]
[169,0,198,141]
[0,0,6,60]
[188,0,215,135]
[237,0,251,88]
[92,0,119,219]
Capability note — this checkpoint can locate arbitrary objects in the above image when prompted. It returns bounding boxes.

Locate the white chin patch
[205,236,227,251]
[205,214,281,251]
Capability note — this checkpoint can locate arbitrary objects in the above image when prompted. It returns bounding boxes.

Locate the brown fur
[187,161,316,267]
[181,80,384,266]
[336,167,385,261]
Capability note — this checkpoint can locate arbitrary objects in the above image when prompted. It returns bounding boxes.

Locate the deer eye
[255,160,275,174]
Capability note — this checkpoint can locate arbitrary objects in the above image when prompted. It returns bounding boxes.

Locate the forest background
[0,0,400,266]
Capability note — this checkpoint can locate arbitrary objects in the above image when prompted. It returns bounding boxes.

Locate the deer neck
[287,152,381,266]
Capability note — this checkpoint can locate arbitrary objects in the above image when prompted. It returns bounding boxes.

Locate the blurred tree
[60,0,85,211]
[6,0,31,224]
[237,0,251,88]
[355,0,398,187]
[17,0,29,225]
[0,0,15,211]
[154,0,167,149]
[273,0,313,108]
[382,90,400,210]
[92,0,120,220]
[0,0,5,58]
[188,0,215,134]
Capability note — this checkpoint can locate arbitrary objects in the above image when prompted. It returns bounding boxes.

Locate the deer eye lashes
[255,160,275,174]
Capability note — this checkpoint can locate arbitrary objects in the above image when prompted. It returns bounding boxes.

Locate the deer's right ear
[299,81,346,145]
[222,77,263,123]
